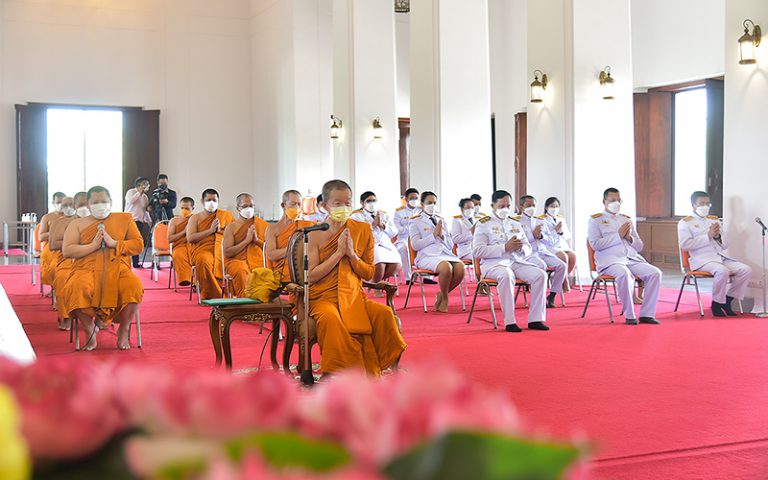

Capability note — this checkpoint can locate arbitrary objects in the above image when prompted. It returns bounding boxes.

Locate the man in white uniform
[470,193,487,219]
[451,198,476,261]
[587,187,662,325]
[394,188,435,284]
[473,190,549,332]
[677,191,752,317]
[517,195,568,308]
[350,191,401,283]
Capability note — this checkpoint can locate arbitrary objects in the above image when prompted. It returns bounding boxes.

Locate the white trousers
[600,261,662,320]
[699,259,752,303]
[530,254,568,294]
[396,241,411,279]
[484,263,547,326]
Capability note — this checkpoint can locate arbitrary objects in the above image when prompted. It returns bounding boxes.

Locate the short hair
[690,191,710,204]
[282,189,302,204]
[201,188,219,200]
[603,187,619,200]
[420,191,437,203]
[134,177,150,187]
[360,191,376,203]
[322,180,352,202]
[157,174,168,181]
[404,188,419,197]
[86,186,111,201]
[316,194,323,202]
[470,194,482,202]
[236,193,253,205]
[544,197,560,209]
[180,196,195,205]
[519,195,535,206]
[491,190,512,203]
[52,192,66,200]
[459,197,473,209]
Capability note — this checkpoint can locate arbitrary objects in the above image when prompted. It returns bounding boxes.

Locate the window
[673,89,707,216]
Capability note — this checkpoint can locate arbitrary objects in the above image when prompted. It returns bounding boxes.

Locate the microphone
[756,217,768,231]
[300,223,330,234]
[98,224,106,250]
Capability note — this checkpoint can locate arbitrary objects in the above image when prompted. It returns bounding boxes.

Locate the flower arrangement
[0,357,584,479]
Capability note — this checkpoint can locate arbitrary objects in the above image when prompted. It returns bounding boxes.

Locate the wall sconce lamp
[739,19,762,65]
[598,66,615,100]
[330,115,342,139]
[372,117,383,139]
[530,70,548,103]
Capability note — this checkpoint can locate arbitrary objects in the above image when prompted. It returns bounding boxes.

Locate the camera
[150,186,170,221]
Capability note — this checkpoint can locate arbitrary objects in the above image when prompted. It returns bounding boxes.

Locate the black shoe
[155,264,162,271]
[639,317,660,324]
[528,321,550,331]
[423,278,438,285]
[132,264,143,269]
[546,292,557,308]
[625,318,638,325]
[712,302,727,317]
[505,324,522,333]
[723,296,738,317]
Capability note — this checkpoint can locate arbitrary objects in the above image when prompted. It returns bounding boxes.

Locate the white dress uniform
[540,213,573,253]
[394,205,421,277]
[304,210,328,222]
[472,213,547,326]
[350,209,401,265]
[408,212,460,272]
[587,211,662,320]
[517,214,567,294]
[451,214,476,260]
[677,213,752,303]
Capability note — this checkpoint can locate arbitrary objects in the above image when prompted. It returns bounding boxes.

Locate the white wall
[723,0,766,309]
[631,0,725,89]
[395,15,411,118]
[0,0,255,220]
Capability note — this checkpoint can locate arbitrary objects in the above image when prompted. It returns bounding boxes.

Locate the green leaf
[383,431,582,480]
[227,431,350,473]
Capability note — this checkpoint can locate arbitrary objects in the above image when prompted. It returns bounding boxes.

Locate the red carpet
[2,264,768,479]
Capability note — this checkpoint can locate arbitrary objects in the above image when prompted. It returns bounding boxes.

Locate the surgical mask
[61,206,76,217]
[204,201,218,213]
[408,199,419,208]
[423,204,437,215]
[606,201,621,214]
[76,207,90,218]
[180,208,193,218]
[495,207,511,219]
[53,203,63,213]
[473,205,480,215]
[523,206,536,217]
[364,201,377,213]
[462,209,474,219]
[317,205,327,214]
[330,206,353,223]
[695,205,710,217]
[547,207,559,217]
[90,203,111,220]
[240,207,255,219]
[285,207,299,220]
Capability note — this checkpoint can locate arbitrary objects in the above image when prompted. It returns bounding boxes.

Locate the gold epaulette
[396,206,405,211]
[511,215,521,221]
[683,216,694,222]
[591,213,603,218]
[535,215,547,220]
[707,215,719,219]
[352,209,363,214]
[453,214,462,219]
[620,214,630,218]
[478,216,491,223]
[410,214,421,219]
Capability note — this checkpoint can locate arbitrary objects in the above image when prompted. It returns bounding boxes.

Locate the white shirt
[394,205,421,243]
[350,209,398,247]
[451,214,475,259]
[677,213,731,270]
[472,213,534,271]
[587,211,646,270]
[124,188,151,223]
[539,213,573,252]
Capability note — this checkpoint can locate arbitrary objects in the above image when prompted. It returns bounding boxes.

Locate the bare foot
[434,292,443,310]
[81,322,98,351]
[116,324,131,350]
[436,294,449,313]
[58,318,71,331]
[95,318,109,330]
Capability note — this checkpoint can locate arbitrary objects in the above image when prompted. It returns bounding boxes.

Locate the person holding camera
[149,174,177,223]
[125,177,152,268]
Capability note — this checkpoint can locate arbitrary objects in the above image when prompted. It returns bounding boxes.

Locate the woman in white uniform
[408,191,465,312]
[539,197,577,283]
[451,198,476,261]
[350,191,401,282]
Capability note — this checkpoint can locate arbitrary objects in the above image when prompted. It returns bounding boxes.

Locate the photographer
[125,177,152,268]
[149,174,177,223]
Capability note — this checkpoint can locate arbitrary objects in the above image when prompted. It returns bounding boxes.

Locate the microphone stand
[759,223,768,318]
[300,230,315,386]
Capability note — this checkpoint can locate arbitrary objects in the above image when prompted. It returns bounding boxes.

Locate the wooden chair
[581,241,642,324]
[404,238,466,312]
[466,258,530,330]
[674,248,743,317]
[150,221,173,287]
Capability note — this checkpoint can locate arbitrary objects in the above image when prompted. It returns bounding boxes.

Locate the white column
[332,0,400,207]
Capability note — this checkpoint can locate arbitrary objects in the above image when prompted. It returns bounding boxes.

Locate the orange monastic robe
[61,213,144,321]
[226,217,270,297]
[309,219,406,375]
[53,254,74,320]
[271,220,315,282]
[171,217,193,286]
[39,244,59,285]
[190,210,234,300]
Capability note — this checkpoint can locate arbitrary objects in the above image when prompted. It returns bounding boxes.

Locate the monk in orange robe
[38,191,67,287]
[186,188,234,299]
[223,193,270,296]
[61,186,144,350]
[48,194,83,330]
[307,180,406,376]
[167,197,195,286]
[265,189,315,282]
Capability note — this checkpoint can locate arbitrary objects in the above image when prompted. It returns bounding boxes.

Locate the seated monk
[39,191,67,288]
[48,194,82,330]
[265,189,315,282]
[223,193,269,297]
[61,186,144,350]
[307,179,406,376]
[167,197,195,286]
[186,189,234,299]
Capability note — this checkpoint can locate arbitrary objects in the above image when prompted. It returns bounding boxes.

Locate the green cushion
[202,297,262,307]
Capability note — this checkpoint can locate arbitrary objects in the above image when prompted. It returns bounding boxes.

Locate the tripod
[758,220,768,318]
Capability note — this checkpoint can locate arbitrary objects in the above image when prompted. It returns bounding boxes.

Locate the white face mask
[76,207,90,218]
[606,201,621,214]
[62,206,76,217]
[523,206,536,217]
[317,205,327,214]
[423,204,437,215]
[364,201,377,213]
[473,205,480,215]
[547,207,560,217]
[239,207,255,219]
[462,209,474,219]
[204,200,218,213]
[53,203,63,213]
[408,199,419,209]
[495,207,511,220]
[695,205,710,217]
[90,203,111,220]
